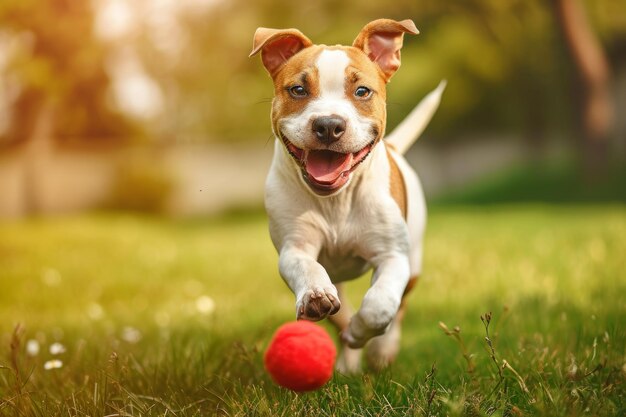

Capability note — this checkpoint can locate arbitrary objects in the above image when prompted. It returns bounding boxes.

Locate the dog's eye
[354,86,372,99]
[289,85,308,98]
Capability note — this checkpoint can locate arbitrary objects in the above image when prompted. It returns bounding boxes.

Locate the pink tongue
[305,150,353,183]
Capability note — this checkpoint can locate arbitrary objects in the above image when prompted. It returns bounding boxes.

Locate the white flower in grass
[87,303,104,320]
[49,342,66,355]
[44,359,63,370]
[41,268,62,287]
[26,339,40,356]
[122,326,142,344]
[195,295,215,315]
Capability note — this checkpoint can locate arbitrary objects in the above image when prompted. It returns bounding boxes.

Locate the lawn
[0,206,624,416]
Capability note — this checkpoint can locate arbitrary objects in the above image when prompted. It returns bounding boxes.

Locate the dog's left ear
[353,19,419,82]
[249,27,313,77]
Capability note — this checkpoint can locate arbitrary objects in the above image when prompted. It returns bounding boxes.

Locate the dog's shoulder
[384,144,407,220]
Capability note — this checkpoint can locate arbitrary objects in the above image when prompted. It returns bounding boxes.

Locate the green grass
[0,206,625,416]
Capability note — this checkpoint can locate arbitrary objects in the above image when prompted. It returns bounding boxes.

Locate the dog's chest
[315,216,371,281]
[309,191,399,281]
[319,250,369,282]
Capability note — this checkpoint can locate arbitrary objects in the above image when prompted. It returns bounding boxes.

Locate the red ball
[264,321,336,392]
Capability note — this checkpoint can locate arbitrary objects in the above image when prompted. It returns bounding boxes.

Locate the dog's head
[250,19,418,196]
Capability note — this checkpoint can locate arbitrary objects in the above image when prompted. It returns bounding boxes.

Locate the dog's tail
[384,80,447,155]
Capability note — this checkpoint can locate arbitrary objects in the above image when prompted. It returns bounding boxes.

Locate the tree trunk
[552,0,613,178]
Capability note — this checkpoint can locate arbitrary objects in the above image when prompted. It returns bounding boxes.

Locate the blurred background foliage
[1,0,624,142]
[0,0,624,215]
[0,0,138,141]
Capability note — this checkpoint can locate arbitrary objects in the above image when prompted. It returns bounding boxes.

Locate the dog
[250,18,445,373]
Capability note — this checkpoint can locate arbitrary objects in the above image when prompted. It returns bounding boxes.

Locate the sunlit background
[0,0,623,217]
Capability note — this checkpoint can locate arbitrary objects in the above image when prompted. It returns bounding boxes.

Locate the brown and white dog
[250,19,445,373]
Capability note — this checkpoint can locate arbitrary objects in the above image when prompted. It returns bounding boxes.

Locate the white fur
[266,141,423,340]
[317,49,349,98]
[265,47,437,373]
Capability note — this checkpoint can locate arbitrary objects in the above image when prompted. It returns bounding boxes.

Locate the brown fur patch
[271,45,323,133]
[396,276,419,320]
[344,47,387,137]
[386,148,407,219]
[402,276,418,297]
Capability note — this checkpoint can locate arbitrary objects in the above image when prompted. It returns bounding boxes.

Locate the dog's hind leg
[365,276,418,371]
[328,284,362,374]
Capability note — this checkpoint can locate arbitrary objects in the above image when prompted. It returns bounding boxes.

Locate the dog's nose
[312,116,346,144]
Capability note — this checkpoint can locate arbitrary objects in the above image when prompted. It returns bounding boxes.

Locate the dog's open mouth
[281,134,375,195]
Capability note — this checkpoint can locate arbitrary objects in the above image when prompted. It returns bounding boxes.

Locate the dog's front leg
[342,253,410,348]
[279,245,341,321]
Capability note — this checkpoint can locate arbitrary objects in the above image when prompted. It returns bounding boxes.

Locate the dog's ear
[352,19,419,82]
[249,27,313,77]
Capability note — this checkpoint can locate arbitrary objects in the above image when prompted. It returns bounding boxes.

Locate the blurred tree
[130,0,287,141]
[0,0,136,143]
[0,0,137,213]
[552,0,614,176]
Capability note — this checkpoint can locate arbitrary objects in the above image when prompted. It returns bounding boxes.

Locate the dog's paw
[341,314,390,349]
[342,288,399,347]
[296,286,341,321]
